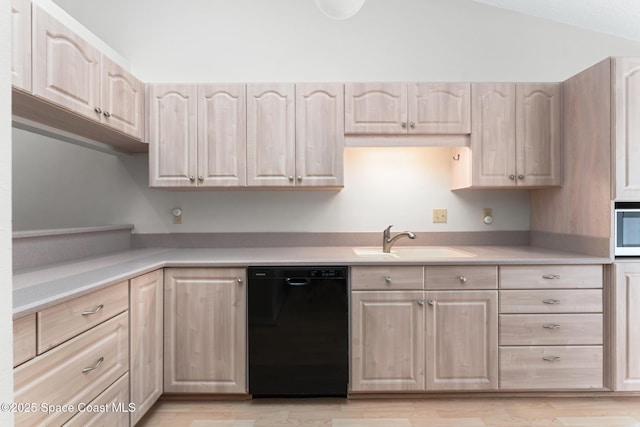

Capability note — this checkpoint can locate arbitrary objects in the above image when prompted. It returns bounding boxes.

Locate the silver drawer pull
[542,299,560,305]
[82,304,104,316]
[543,323,560,329]
[384,276,392,283]
[427,299,435,306]
[82,357,104,374]
[542,274,560,280]
[458,275,467,283]
[542,356,561,362]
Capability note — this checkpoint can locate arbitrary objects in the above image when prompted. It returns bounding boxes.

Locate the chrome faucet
[383,225,416,253]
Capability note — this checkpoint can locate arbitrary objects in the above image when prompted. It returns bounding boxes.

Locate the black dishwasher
[248,266,348,397]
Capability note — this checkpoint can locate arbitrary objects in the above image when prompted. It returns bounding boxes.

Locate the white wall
[1,0,14,423]
[12,0,640,234]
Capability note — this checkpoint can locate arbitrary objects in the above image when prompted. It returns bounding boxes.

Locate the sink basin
[353,246,475,259]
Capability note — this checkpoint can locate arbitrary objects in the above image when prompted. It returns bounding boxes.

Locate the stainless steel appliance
[615,202,640,256]
[248,266,348,397]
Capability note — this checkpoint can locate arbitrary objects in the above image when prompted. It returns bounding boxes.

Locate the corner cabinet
[163,268,247,394]
[32,6,144,140]
[129,270,163,425]
[613,57,640,200]
[451,83,561,189]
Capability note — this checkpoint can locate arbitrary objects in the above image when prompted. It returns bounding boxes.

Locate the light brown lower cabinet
[63,373,130,427]
[614,262,640,390]
[130,270,163,425]
[163,267,247,394]
[350,289,498,392]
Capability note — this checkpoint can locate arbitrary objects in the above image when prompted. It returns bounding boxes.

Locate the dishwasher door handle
[286,278,311,286]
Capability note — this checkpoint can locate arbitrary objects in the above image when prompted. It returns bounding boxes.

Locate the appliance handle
[286,278,311,286]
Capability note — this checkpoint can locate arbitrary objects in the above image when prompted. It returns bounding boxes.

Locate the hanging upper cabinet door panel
[32,5,101,122]
[408,83,470,134]
[198,84,247,188]
[11,0,31,92]
[246,83,296,187]
[100,55,144,140]
[614,57,640,201]
[296,83,344,188]
[148,84,198,188]
[345,83,408,134]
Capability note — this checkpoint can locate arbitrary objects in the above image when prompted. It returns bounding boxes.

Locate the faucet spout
[382,225,416,253]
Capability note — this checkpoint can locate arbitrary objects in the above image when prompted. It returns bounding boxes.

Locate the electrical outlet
[433,209,447,223]
[172,208,183,224]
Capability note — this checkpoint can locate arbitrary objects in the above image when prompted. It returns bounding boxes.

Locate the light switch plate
[433,209,447,223]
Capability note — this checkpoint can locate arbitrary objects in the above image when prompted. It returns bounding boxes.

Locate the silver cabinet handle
[543,299,560,305]
[384,276,392,284]
[458,275,467,283]
[518,174,525,180]
[198,176,204,182]
[542,356,561,362]
[543,323,560,329]
[401,122,407,128]
[189,176,196,182]
[509,175,516,180]
[288,176,294,181]
[427,299,435,306]
[297,176,302,181]
[82,356,104,373]
[103,111,111,118]
[418,299,425,306]
[542,274,560,280]
[94,107,102,114]
[409,122,415,128]
[237,277,243,284]
[82,304,104,316]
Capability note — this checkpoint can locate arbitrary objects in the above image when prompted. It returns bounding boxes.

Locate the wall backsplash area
[12,128,530,234]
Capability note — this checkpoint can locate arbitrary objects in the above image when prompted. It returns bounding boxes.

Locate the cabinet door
[32,6,101,121]
[130,270,163,425]
[350,291,425,391]
[425,291,498,390]
[148,84,198,187]
[164,268,247,394]
[345,83,408,134]
[408,83,470,134]
[100,55,144,140]
[614,57,640,200]
[470,83,516,187]
[516,83,561,187]
[198,84,246,187]
[11,0,31,91]
[247,84,295,187]
[614,263,640,390]
[296,83,344,187]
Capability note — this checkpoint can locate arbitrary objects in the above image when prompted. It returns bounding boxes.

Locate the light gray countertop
[13,245,612,319]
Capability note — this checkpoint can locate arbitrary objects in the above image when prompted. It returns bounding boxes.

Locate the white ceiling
[471,0,640,42]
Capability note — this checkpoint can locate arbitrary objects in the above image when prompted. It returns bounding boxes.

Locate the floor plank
[137,397,640,427]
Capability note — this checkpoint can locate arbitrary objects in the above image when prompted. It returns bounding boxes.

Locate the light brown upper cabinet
[451,83,561,189]
[148,83,246,188]
[247,83,344,188]
[11,0,31,92]
[32,6,144,140]
[345,82,470,135]
[613,57,640,200]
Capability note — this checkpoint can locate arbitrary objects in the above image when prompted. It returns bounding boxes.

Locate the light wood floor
[138,397,640,427]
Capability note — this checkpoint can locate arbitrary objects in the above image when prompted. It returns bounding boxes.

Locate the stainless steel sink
[353,246,475,259]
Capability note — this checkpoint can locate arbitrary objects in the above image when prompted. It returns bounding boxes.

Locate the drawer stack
[498,265,604,390]
[13,282,129,426]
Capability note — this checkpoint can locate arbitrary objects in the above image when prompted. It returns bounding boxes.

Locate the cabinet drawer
[38,281,128,353]
[425,265,497,290]
[63,373,129,427]
[499,346,603,390]
[500,265,603,289]
[14,312,129,427]
[13,314,36,367]
[500,290,602,313]
[499,314,603,345]
[351,266,423,290]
